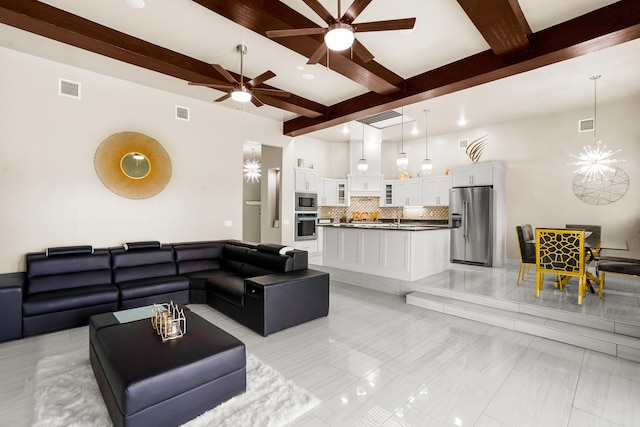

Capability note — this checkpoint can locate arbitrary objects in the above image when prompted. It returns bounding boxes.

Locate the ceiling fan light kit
[325,24,355,51]
[231,87,252,103]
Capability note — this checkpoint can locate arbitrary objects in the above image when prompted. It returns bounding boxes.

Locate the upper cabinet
[422,176,451,206]
[450,162,503,187]
[318,178,347,206]
[347,174,383,196]
[295,168,318,192]
[394,180,423,206]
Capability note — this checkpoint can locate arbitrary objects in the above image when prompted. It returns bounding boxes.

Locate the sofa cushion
[173,242,225,275]
[111,247,177,284]
[23,285,119,317]
[184,270,235,291]
[46,245,94,256]
[206,275,245,308]
[245,251,293,274]
[26,249,112,295]
[117,276,189,300]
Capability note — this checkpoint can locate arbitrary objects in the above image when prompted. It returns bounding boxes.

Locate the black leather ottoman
[89,309,246,427]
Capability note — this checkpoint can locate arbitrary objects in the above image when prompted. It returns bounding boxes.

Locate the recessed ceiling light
[302,73,315,81]
[125,0,145,8]
[296,65,305,70]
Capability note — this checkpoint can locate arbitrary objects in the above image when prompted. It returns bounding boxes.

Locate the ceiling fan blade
[251,96,264,107]
[214,92,232,102]
[247,70,276,88]
[307,43,328,65]
[253,88,291,97]
[354,17,416,32]
[342,0,372,24]
[303,0,336,25]
[188,82,233,90]
[266,27,326,38]
[352,39,375,63]
[210,63,238,85]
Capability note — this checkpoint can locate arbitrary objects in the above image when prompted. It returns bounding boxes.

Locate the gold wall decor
[466,134,489,163]
[95,131,172,199]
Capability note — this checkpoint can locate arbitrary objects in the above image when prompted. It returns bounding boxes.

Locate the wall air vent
[175,105,190,121]
[578,118,594,132]
[458,139,468,149]
[357,110,414,129]
[58,78,80,99]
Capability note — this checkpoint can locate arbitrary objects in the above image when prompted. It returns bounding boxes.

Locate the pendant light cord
[401,107,404,153]
[424,109,429,158]
[591,74,601,147]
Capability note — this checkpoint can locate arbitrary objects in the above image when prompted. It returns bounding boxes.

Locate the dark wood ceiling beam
[456,0,532,56]
[0,0,326,118]
[283,0,640,136]
[191,0,403,95]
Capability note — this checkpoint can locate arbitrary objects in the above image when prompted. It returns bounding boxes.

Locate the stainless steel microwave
[295,192,317,212]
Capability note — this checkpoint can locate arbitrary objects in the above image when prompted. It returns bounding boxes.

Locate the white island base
[322,226,450,283]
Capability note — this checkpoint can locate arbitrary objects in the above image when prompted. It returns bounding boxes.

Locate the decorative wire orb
[572,166,629,205]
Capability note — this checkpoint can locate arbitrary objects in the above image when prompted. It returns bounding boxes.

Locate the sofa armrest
[244,269,329,336]
[0,272,25,342]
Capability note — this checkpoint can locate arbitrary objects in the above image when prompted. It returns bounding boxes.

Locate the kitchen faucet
[396,207,403,228]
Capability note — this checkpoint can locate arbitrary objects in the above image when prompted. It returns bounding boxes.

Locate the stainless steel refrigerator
[449,186,493,266]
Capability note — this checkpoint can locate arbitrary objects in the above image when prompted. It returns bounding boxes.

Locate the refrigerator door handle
[463,200,468,239]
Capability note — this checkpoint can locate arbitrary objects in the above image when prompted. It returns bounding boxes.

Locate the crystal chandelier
[396,108,408,170]
[243,147,261,183]
[569,75,622,181]
[420,109,433,174]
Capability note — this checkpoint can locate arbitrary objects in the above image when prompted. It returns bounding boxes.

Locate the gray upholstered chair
[515,224,535,284]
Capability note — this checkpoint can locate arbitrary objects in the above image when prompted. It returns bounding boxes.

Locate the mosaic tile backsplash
[318,197,449,222]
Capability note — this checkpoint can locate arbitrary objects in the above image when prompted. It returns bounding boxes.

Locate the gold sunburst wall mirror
[95,131,172,199]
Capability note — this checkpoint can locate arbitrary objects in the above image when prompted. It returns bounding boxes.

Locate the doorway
[242,143,283,244]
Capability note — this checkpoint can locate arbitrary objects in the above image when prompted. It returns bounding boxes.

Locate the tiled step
[406,291,640,362]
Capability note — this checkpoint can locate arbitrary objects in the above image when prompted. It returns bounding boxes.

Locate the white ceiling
[2,0,638,143]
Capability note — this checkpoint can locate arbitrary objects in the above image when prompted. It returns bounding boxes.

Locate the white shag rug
[33,349,320,427]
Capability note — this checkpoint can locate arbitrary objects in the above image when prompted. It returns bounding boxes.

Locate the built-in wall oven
[295,192,317,212]
[295,212,318,241]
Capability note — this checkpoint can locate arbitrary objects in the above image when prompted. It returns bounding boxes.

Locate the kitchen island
[321,223,450,282]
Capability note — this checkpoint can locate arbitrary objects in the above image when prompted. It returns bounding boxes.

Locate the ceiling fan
[188,44,290,107]
[266,0,416,64]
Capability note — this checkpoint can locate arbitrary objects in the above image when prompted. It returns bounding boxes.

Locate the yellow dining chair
[515,225,535,284]
[535,228,587,304]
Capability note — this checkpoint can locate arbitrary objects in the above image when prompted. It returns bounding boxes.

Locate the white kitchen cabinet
[322,226,450,282]
[293,240,318,252]
[295,168,318,192]
[318,178,346,206]
[347,174,383,195]
[422,176,451,206]
[394,180,422,206]
[383,181,396,206]
[450,162,493,187]
[336,179,347,206]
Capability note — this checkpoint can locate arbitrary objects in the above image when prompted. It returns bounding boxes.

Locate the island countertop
[318,222,450,232]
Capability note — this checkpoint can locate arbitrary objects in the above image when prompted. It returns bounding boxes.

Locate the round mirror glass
[120,152,151,179]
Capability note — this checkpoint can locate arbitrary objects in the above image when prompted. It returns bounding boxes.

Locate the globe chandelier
[569,75,622,181]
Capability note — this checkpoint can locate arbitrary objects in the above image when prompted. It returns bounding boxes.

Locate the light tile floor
[2,262,640,426]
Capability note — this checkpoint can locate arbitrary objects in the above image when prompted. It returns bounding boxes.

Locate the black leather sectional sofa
[0,240,329,341]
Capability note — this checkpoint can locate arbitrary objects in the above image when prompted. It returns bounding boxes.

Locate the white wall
[0,47,295,273]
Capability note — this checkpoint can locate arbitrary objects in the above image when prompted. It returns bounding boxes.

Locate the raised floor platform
[314,261,640,362]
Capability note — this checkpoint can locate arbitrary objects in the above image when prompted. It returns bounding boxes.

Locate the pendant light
[421,109,433,173]
[396,108,408,170]
[357,123,368,172]
[569,75,622,181]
